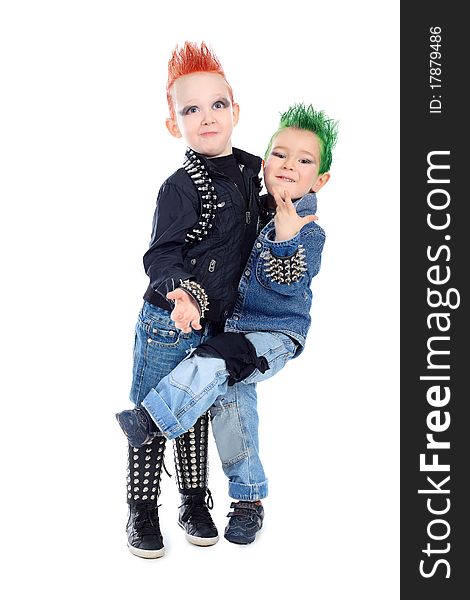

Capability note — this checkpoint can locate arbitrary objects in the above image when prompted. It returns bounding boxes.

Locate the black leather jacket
[143,147,263,322]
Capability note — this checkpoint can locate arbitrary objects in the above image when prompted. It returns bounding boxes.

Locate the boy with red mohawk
[121,42,264,558]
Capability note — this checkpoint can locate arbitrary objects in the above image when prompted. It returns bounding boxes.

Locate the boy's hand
[272,187,318,241]
[166,288,202,333]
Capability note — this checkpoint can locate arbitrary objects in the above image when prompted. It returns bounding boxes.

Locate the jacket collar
[189,147,262,177]
[294,192,317,215]
[232,147,262,175]
[262,192,318,215]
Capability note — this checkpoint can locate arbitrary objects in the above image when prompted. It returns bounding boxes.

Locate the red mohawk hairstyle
[166,41,234,117]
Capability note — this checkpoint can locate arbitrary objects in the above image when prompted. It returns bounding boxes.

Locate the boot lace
[134,503,161,536]
[179,491,214,524]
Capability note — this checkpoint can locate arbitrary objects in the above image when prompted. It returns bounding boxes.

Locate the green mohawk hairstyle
[265,103,339,174]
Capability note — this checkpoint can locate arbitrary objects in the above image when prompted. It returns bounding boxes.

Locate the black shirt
[209,154,247,203]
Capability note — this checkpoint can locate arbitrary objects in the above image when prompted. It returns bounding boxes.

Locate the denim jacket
[224,193,325,355]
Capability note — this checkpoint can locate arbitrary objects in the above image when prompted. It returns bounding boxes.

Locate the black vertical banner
[401,3,468,598]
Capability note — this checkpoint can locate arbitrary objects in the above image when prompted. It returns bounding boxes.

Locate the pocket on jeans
[138,312,191,348]
[129,306,200,404]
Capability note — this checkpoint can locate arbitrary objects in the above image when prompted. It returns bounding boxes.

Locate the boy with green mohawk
[117,103,338,544]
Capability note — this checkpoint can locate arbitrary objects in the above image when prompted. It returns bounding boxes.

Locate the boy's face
[166,72,239,158]
[264,127,330,199]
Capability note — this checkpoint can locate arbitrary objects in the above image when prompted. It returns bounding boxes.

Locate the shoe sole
[177,521,219,546]
[127,543,165,559]
[223,534,254,545]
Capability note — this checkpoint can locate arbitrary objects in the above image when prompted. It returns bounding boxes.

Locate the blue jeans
[141,331,297,501]
[130,301,220,404]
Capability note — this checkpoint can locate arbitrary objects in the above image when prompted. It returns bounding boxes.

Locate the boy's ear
[311,172,330,193]
[232,102,240,127]
[166,118,182,139]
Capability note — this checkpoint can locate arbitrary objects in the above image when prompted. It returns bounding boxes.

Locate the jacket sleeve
[143,181,199,300]
[256,224,325,296]
[258,193,276,230]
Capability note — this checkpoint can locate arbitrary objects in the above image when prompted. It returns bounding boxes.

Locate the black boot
[126,436,166,558]
[173,413,219,546]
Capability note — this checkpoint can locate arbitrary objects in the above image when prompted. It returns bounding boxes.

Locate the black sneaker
[127,502,164,559]
[224,501,264,545]
[116,407,159,448]
[178,493,219,546]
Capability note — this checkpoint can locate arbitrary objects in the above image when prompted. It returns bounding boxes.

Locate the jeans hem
[142,389,186,440]
[228,480,269,501]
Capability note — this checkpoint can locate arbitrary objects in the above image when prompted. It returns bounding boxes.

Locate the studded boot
[173,413,219,546]
[126,435,166,558]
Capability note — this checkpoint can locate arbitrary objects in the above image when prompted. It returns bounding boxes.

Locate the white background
[1,1,399,598]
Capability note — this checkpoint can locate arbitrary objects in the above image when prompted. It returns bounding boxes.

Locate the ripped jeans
[141,330,297,501]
